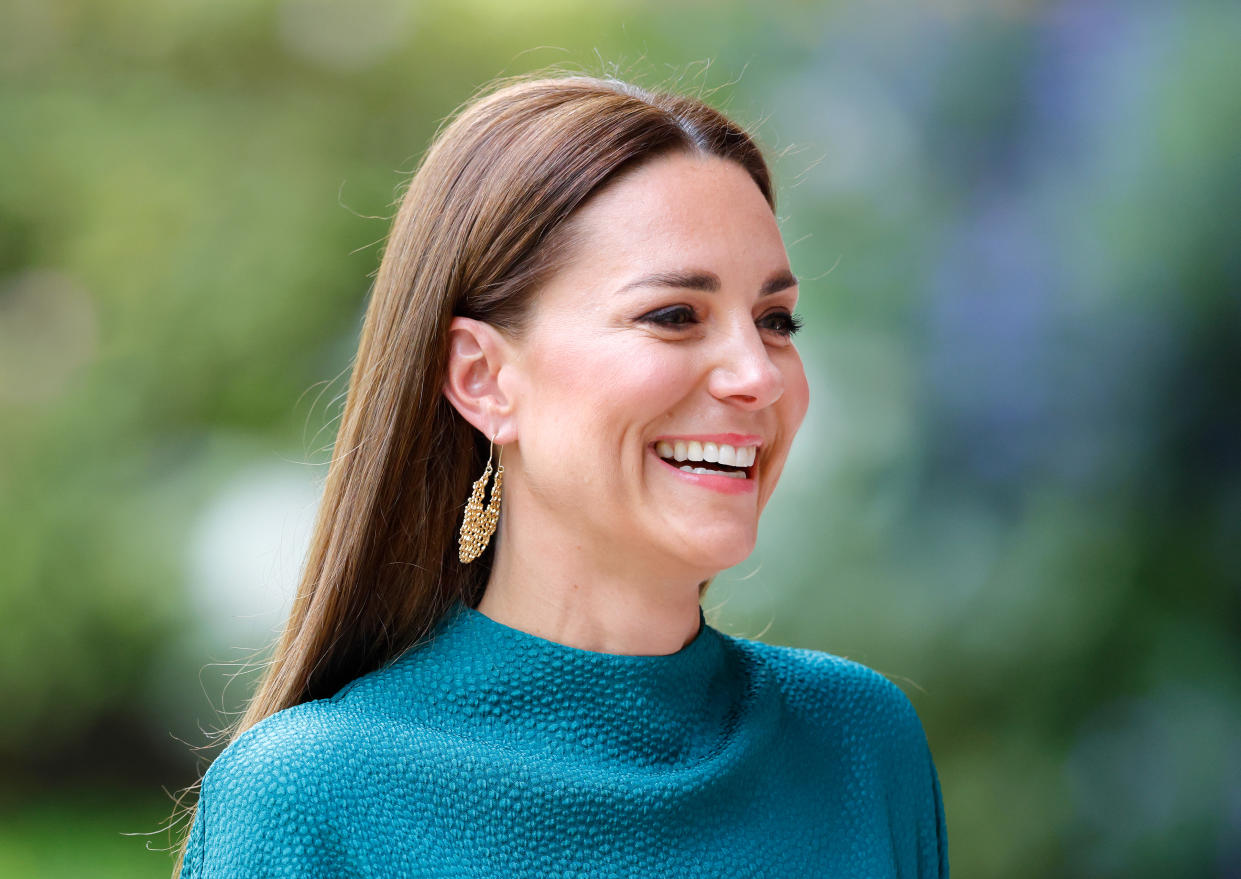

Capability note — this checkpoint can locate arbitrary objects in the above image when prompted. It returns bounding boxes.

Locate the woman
[173,73,949,877]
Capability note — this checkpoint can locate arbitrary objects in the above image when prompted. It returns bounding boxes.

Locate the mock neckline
[382,597,743,770]
[452,598,711,660]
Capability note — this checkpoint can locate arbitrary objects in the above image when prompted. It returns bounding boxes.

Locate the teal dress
[180,599,949,877]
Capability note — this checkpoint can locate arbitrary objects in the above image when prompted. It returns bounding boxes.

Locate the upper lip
[651,433,763,447]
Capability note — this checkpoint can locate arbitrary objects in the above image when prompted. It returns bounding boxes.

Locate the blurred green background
[2,0,1238,876]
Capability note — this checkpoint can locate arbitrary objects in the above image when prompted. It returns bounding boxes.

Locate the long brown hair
[170,70,775,874]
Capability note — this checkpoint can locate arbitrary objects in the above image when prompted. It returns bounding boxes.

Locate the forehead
[559,152,786,282]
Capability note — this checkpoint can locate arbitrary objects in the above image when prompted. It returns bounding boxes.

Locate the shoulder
[203,660,418,792]
[728,633,930,746]
[200,699,362,817]
[207,696,368,779]
[186,697,387,874]
[728,634,950,873]
[179,703,350,876]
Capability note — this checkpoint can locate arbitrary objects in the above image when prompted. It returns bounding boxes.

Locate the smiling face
[497,150,810,582]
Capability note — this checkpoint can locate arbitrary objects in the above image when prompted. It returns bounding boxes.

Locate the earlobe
[441,317,516,441]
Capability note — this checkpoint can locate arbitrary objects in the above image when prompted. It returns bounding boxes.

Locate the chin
[675,529,758,574]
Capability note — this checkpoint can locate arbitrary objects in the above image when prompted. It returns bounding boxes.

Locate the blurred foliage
[1,0,1238,876]
[0,789,171,879]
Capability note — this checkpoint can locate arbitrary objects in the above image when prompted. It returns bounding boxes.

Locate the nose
[706,320,784,409]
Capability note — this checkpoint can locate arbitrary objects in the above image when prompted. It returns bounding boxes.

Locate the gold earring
[458,434,503,564]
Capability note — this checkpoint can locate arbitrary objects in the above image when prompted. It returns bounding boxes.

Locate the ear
[441,316,519,444]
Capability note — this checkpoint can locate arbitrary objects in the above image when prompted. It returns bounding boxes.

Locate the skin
[441,151,810,656]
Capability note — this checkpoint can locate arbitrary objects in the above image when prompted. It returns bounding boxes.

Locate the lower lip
[649,446,758,495]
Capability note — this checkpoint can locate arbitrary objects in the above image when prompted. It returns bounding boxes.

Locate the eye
[758,310,805,337]
[638,304,699,328]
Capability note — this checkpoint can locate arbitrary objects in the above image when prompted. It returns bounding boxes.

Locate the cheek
[757,355,809,513]
[535,337,685,407]
[524,338,606,416]
[779,350,811,430]
[790,361,811,427]
[521,339,677,460]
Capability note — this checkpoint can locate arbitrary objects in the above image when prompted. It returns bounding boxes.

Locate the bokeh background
[2,0,1238,875]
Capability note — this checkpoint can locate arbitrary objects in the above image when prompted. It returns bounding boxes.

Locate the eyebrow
[616,268,799,297]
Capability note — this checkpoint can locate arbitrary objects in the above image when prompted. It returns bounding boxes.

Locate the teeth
[678,465,747,479]
[654,440,759,469]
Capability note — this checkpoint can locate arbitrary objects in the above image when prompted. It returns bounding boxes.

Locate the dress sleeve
[927,748,950,878]
[177,710,350,877]
[177,799,205,879]
[864,665,949,878]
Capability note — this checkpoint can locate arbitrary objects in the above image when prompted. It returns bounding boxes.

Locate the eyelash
[639,305,804,337]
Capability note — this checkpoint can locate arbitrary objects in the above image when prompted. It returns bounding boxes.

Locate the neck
[478,503,707,657]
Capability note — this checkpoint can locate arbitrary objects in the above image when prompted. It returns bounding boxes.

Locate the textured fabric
[180,599,949,877]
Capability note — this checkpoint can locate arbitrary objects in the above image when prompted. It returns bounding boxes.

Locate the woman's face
[500,151,810,580]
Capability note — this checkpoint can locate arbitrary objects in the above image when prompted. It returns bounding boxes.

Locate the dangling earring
[458,433,503,564]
